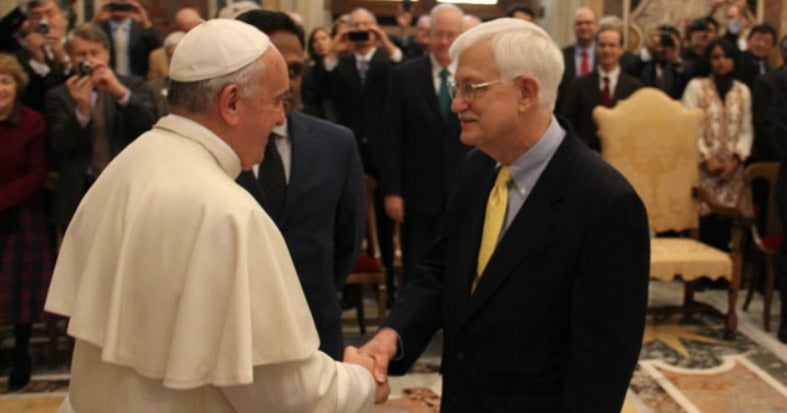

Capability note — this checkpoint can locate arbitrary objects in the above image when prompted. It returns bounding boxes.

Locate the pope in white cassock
[45,19,385,412]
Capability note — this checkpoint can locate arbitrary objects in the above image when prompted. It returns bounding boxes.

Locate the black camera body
[78,60,93,77]
[109,2,134,12]
[659,32,675,48]
[36,19,50,35]
[348,30,370,42]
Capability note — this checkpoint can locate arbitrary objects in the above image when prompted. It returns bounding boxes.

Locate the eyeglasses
[447,79,504,103]
[287,63,304,79]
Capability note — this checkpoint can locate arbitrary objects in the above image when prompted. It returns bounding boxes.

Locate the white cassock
[45,115,374,413]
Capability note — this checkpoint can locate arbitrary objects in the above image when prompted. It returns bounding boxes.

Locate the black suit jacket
[557,44,595,113]
[45,75,156,227]
[326,49,396,174]
[379,55,469,217]
[385,127,650,412]
[0,6,25,54]
[236,111,365,360]
[751,67,785,162]
[560,70,643,151]
[101,20,161,78]
[14,49,69,113]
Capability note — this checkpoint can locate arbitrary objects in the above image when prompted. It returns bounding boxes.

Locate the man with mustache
[235,10,365,361]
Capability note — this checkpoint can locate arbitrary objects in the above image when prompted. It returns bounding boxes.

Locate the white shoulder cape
[45,115,319,389]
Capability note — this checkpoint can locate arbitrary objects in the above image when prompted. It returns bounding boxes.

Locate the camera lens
[79,61,92,77]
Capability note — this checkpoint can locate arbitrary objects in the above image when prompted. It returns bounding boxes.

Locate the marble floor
[1,281,786,413]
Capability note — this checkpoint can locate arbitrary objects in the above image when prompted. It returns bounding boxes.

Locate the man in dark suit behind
[46,23,155,230]
[379,4,469,289]
[93,0,160,78]
[556,6,597,113]
[234,10,365,360]
[561,25,643,152]
[360,18,649,412]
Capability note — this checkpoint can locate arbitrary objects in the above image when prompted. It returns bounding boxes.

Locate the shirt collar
[272,119,288,140]
[429,53,457,77]
[575,43,596,57]
[355,48,377,63]
[160,114,241,177]
[598,65,620,79]
[109,18,132,32]
[504,116,566,195]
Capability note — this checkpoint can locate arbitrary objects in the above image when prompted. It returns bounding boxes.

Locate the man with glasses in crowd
[360,18,649,412]
[234,10,365,361]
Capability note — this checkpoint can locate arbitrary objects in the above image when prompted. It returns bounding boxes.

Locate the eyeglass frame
[446,78,505,103]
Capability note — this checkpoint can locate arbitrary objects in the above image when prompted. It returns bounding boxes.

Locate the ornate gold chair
[345,175,387,334]
[594,87,744,338]
[741,162,782,331]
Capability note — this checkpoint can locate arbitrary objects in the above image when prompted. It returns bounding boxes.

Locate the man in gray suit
[46,22,155,230]
[234,10,365,360]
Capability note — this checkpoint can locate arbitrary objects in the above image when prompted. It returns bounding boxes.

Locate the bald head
[175,7,202,32]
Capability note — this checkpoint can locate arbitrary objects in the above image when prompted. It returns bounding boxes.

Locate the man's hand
[90,62,128,99]
[368,25,400,56]
[24,31,47,62]
[344,346,391,403]
[329,26,352,57]
[66,74,94,116]
[126,0,152,29]
[385,195,405,223]
[358,328,398,385]
[92,0,112,23]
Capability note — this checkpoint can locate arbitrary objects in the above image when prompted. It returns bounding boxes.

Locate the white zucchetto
[169,19,270,82]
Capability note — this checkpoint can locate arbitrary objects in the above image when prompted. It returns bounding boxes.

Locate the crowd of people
[0,0,786,411]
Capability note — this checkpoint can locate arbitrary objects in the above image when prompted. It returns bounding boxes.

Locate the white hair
[449,18,564,113]
[430,3,464,20]
[217,1,260,20]
[163,31,186,49]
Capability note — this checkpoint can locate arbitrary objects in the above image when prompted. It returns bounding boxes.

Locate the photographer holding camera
[626,24,693,99]
[92,0,160,78]
[44,23,155,232]
[13,0,72,112]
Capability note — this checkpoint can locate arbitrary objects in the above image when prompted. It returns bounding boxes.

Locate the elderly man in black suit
[45,23,155,230]
[360,18,649,412]
[561,25,643,152]
[378,3,468,288]
[234,10,365,360]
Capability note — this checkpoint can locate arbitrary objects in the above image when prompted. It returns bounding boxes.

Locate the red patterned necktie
[580,50,590,75]
[601,76,611,107]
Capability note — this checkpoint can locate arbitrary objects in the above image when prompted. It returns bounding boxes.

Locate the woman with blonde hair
[0,53,54,390]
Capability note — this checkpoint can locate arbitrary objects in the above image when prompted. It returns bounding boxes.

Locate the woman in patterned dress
[681,39,753,250]
[0,53,54,390]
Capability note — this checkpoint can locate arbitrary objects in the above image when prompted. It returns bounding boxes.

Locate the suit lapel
[417,57,444,122]
[454,159,496,313]
[586,72,601,104]
[281,112,316,225]
[463,136,575,322]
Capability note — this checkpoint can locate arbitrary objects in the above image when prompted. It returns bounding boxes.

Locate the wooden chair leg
[743,262,758,311]
[376,283,387,327]
[355,285,366,335]
[764,257,776,332]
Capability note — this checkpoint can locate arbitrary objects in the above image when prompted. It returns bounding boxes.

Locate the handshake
[343,328,400,404]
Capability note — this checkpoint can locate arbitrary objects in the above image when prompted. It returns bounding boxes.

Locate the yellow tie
[474,165,511,292]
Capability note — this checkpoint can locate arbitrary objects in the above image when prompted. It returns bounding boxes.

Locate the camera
[36,19,50,35]
[402,0,412,12]
[659,32,675,48]
[78,60,93,77]
[347,30,370,42]
[109,1,134,12]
